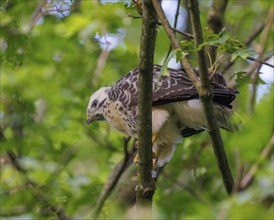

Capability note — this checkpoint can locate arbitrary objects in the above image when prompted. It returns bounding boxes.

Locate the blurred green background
[1,0,273,219]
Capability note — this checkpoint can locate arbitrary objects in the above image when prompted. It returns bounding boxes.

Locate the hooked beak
[86,114,93,125]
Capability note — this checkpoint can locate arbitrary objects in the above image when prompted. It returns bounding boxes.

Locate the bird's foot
[133,151,158,167]
[133,153,140,165]
[152,151,158,169]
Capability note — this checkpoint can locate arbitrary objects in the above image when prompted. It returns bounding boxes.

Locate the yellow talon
[133,153,139,165]
[152,133,157,144]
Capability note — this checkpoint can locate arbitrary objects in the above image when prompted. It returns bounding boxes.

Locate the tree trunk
[136,0,157,212]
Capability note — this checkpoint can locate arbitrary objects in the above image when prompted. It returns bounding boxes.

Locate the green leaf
[256,73,267,85]
[218,36,246,53]
[231,48,255,61]
[180,40,195,53]
[199,33,230,50]
[161,50,176,76]
[234,71,267,86]
[175,49,188,62]
[235,71,251,85]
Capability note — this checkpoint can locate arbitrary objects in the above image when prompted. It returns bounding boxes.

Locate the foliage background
[1,0,273,219]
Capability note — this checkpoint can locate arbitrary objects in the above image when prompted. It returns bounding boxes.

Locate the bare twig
[69,0,82,13]
[246,56,274,68]
[162,172,208,205]
[1,125,70,220]
[248,9,273,113]
[29,0,83,31]
[151,0,200,88]
[164,0,182,63]
[127,12,142,19]
[239,134,274,190]
[5,149,71,220]
[6,150,27,173]
[171,27,194,39]
[93,138,136,219]
[222,9,273,73]
[162,142,209,205]
[244,23,265,46]
[29,0,47,31]
[92,48,110,86]
[84,126,118,152]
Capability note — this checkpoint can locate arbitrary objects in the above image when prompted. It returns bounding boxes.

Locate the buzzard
[86,65,238,173]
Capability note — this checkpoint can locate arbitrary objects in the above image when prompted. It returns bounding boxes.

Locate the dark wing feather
[107,67,139,106]
[152,67,199,105]
[181,127,204,138]
[108,64,238,109]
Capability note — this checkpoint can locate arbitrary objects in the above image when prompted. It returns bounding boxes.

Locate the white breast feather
[171,99,207,129]
[152,107,170,133]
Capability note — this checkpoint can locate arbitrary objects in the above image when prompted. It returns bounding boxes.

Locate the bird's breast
[103,100,138,137]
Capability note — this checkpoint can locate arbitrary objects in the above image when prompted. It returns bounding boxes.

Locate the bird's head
[86,87,110,125]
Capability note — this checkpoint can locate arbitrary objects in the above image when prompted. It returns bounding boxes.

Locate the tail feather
[214,105,242,131]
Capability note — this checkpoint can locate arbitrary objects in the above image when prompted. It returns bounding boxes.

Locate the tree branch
[187,0,234,195]
[5,150,71,220]
[248,9,273,113]
[221,9,273,73]
[246,56,274,68]
[164,0,182,63]
[152,0,234,194]
[92,138,136,219]
[1,126,71,220]
[207,0,228,64]
[29,0,47,31]
[151,0,200,88]
[172,27,194,39]
[136,0,157,210]
[239,134,274,191]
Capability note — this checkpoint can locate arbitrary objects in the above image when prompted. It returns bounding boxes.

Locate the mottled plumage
[86,65,238,171]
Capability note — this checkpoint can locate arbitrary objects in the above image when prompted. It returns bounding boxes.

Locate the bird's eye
[93,100,98,107]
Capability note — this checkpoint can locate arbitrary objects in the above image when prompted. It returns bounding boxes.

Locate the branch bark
[187,0,234,194]
[164,0,181,63]
[152,0,235,194]
[239,134,274,191]
[136,0,157,210]
[207,0,228,64]
[151,0,200,88]
[92,138,136,218]
[188,0,234,195]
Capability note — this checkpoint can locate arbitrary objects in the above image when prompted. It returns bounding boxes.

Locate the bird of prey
[86,64,238,173]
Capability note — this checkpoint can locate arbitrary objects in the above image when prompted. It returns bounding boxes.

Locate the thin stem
[164,0,181,64]
[151,0,200,88]
[93,138,136,219]
[239,134,274,190]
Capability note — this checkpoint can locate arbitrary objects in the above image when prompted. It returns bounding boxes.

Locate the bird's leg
[152,132,157,144]
[133,154,139,165]
[152,133,158,170]
[133,133,158,166]
[133,140,139,165]
[133,133,160,179]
